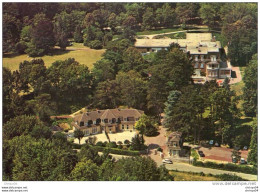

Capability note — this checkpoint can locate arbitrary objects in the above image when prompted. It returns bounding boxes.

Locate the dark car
[240,158,247,164]
[198,150,205,157]
[232,156,238,163]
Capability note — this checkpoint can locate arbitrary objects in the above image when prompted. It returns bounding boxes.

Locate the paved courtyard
[144,126,169,162]
[198,146,248,163]
[74,132,108,144]
[108,131,136,143]
[73,131,137,144]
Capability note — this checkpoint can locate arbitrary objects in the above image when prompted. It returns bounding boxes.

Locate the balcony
[202,59,221,63]
[207,65,219,70]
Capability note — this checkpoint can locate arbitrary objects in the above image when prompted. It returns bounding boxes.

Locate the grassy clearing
[137,28,183,35]
[170,171,220,181]
[3,46,105,71]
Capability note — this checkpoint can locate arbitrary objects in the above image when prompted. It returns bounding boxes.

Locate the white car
[240,158,247,164]
[162,159,173,164]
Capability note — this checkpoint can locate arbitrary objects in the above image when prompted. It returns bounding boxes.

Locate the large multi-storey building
[135,33,232,84]
[73,108,144,135]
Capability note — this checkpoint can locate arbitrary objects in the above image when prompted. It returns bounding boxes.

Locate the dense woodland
[3,3,258,181]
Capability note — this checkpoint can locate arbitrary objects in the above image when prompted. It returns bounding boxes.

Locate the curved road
[159,162,257,181]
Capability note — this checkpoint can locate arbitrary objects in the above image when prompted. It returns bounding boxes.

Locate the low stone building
[166,132,183,157]
[73,108,144,136]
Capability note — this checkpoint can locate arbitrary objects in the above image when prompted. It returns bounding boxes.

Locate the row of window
[194,63,204,69]
[122,125,135,129]
[208,64,219,69]
[220,70,231,75]
[208,71,218,77]
[102,117,139,123]
[83,127,98,135]
[194,55,217,62]
[79,117,140,126]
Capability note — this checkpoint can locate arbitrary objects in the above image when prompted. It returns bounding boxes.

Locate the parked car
[214,142,220,147]
[243,146,248,150]
[232,156,238,163]
[198,150,205,157]
[162,159,173,164]
[240,158,247,164]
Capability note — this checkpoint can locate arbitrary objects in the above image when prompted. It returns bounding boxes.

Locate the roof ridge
[79,113,87,122]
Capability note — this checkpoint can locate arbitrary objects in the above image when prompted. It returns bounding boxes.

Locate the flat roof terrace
[186,33,212,41]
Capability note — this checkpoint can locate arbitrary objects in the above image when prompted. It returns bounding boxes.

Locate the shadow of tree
[3,52,21,58]
[145,131,160,137]
[148,144,160,150]
[3,48,72,59]
[231,70,237,78]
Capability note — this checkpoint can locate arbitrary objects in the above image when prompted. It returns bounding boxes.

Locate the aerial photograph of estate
[2,2,257,183]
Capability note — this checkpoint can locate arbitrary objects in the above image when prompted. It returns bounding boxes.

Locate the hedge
[92,145,140,156]
[215,174,247,181]
[193,160,257,175]
[72,143,82,149]
[72,143,140,156]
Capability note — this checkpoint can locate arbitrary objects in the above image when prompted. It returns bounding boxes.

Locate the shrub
[107,141,117,148]
[15,41,27,54]
[89,40,102,49]
[25,42,45,57]
[96,141,103,147]
[157,147,163,152]
[72,143,81,149]
[91,145,139,156]
[215,174,246,181]
[117,141,123,145]
[103,141,108,146]
[124,140,130,145]
[117,145,123,149]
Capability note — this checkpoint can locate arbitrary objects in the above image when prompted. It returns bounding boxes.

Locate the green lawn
[3,45,105,71]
